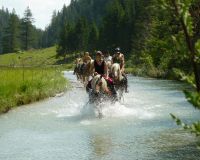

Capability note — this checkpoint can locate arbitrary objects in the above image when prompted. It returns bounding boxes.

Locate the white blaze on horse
[91,75,110,96]
[111,63,126,100]
[111,63,123,82]
[90,75,111,117]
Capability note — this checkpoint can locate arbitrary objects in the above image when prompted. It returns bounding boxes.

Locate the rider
[112,47,128,93]
[104,50,112,63]
[93,51,108,77]
[80,52,92,72]
[82,52,92,63]
[87,51,116,95]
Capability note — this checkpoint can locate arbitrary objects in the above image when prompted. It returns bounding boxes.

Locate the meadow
[0,46,76,113]
[0,46,75,68]
[0,67,69,114]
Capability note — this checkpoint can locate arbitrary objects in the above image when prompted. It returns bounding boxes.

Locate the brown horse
[81,60,94,86]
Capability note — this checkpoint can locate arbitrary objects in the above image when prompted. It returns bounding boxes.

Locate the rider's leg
[86,79,92,93]
[122,73,128,93]
[105,78,117,95]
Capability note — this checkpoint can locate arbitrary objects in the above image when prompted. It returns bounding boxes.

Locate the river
[0,71,200,160]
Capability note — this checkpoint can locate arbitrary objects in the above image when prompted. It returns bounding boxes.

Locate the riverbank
[125,66,181,80]
[0,67,69,114]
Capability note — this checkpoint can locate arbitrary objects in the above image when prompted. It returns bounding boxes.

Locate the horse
[87,74,117,104]
[81,59,94,86]
[74,59,94,85]
[111,63,127,100]
[86,74,117,118]
[74,60,82,81]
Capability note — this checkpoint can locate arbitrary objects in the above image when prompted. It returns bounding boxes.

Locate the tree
[2,9,20,53]
[20,7,34,50]
[100,0,125,50]
[159,0,200,91]
[0,7,11,54]
[74,17,89,51]
[157,0,200,144]
[88,22,99,52]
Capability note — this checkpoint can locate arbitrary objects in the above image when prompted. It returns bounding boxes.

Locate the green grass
[0,46,76,68]
[0,67,69,114]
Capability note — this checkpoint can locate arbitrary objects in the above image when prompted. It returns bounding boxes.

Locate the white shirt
[104,56,112,62]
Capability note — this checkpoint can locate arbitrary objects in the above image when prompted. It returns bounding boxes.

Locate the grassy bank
[125,66,181,80]
[0,46,75,69]
[0,67,68,114]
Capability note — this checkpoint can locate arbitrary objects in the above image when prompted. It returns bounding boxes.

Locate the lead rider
[86,51,116,95]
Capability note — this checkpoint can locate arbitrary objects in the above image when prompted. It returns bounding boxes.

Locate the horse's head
[111,63,123,82]
[91,75,110,95]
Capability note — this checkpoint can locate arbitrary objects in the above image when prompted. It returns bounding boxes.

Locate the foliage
[170,114,200,137]
[160,0,200,145]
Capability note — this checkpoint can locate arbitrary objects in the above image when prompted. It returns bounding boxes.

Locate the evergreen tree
[0,7,11,54]
[20,7,34,50]
[73,17,89,51]
[100,0,125,50]
[88,22,99,52]
[2,9,20,53]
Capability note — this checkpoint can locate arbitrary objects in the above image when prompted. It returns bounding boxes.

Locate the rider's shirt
[104,56,112,62]
[94,60,105,75]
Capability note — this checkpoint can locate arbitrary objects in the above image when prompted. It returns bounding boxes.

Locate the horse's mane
[91,75,108,93]
[111,63,123,81]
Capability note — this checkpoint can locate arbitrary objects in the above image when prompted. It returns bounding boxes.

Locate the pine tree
[100,0,125,50]
[88,22,99,52]
[0,7,11,54]
[74,17,89,51]
[2,9,20,53]
[20,7,34,50]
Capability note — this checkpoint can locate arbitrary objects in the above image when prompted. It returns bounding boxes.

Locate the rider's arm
[121,54,125,72]
[91,61,96,76]
[88,56,92,61]
[111,55,115,64]
[104,62,108,78]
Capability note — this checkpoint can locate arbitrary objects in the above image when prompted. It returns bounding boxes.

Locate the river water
[0,71,200,160]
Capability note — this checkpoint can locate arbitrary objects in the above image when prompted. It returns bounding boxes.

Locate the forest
[0,7,43,53]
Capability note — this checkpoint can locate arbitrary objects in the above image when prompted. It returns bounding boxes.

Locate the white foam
[88,102,156,119]
[80,120,93,125]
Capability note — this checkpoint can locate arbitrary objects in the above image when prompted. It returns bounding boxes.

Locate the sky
[1,0,71,30]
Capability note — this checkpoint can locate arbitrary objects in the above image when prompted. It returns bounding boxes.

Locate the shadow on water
[146,130,200,160]
[89,134,113,159]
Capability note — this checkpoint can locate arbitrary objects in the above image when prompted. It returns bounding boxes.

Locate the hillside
[0,47,74,68]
